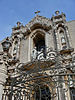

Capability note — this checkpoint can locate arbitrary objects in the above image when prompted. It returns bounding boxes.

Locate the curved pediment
[12,15,52,36]
[26,15,52,31]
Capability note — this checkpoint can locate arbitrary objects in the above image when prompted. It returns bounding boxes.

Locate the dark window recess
[35,86,51,100]
[70,88,75,100]
[36,40,45,51]
[33,33,46,57]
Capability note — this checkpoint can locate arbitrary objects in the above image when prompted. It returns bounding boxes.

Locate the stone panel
[46,32,54,50]
[20,38,29,63]
[67,21,75,50]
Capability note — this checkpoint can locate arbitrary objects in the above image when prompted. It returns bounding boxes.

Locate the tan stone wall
[67,21,75,50]
[20,38,29,63]
[45,31,54,49]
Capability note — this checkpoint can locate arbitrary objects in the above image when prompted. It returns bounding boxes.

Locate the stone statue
[31,47,37,60]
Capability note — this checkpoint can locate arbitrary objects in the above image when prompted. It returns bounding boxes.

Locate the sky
[0,0,75,41]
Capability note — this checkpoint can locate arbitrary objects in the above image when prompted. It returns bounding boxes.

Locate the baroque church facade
[0,11,75,100]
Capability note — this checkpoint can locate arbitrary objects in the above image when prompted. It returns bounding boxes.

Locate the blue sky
[0,0,75,41]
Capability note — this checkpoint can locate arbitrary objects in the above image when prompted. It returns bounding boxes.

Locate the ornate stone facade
[0,11,75,100]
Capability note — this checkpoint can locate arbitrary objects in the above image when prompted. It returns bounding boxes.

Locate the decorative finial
[55,11,60,15]
[35,11,40,15]
[17,21,21,27]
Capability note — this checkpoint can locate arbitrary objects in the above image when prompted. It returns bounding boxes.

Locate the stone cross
[35,11,40,15]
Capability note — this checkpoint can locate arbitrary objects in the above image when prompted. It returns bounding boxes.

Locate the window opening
[35,86,51,100]
[33,33,46,58]
[70,88,75,100]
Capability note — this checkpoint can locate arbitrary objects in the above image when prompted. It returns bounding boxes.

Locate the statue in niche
[31,47,37,60]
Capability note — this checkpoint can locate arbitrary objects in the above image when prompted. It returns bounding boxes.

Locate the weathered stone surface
[67,21,75,50]
[0,11,75,100]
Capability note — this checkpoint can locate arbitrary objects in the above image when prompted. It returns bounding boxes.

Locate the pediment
[12,15,52,36]
[25,15,52,31]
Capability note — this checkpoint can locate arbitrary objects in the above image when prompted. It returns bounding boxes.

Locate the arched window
[33,33,45,51]
[35,86,51,100]
[32,32,46,59]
